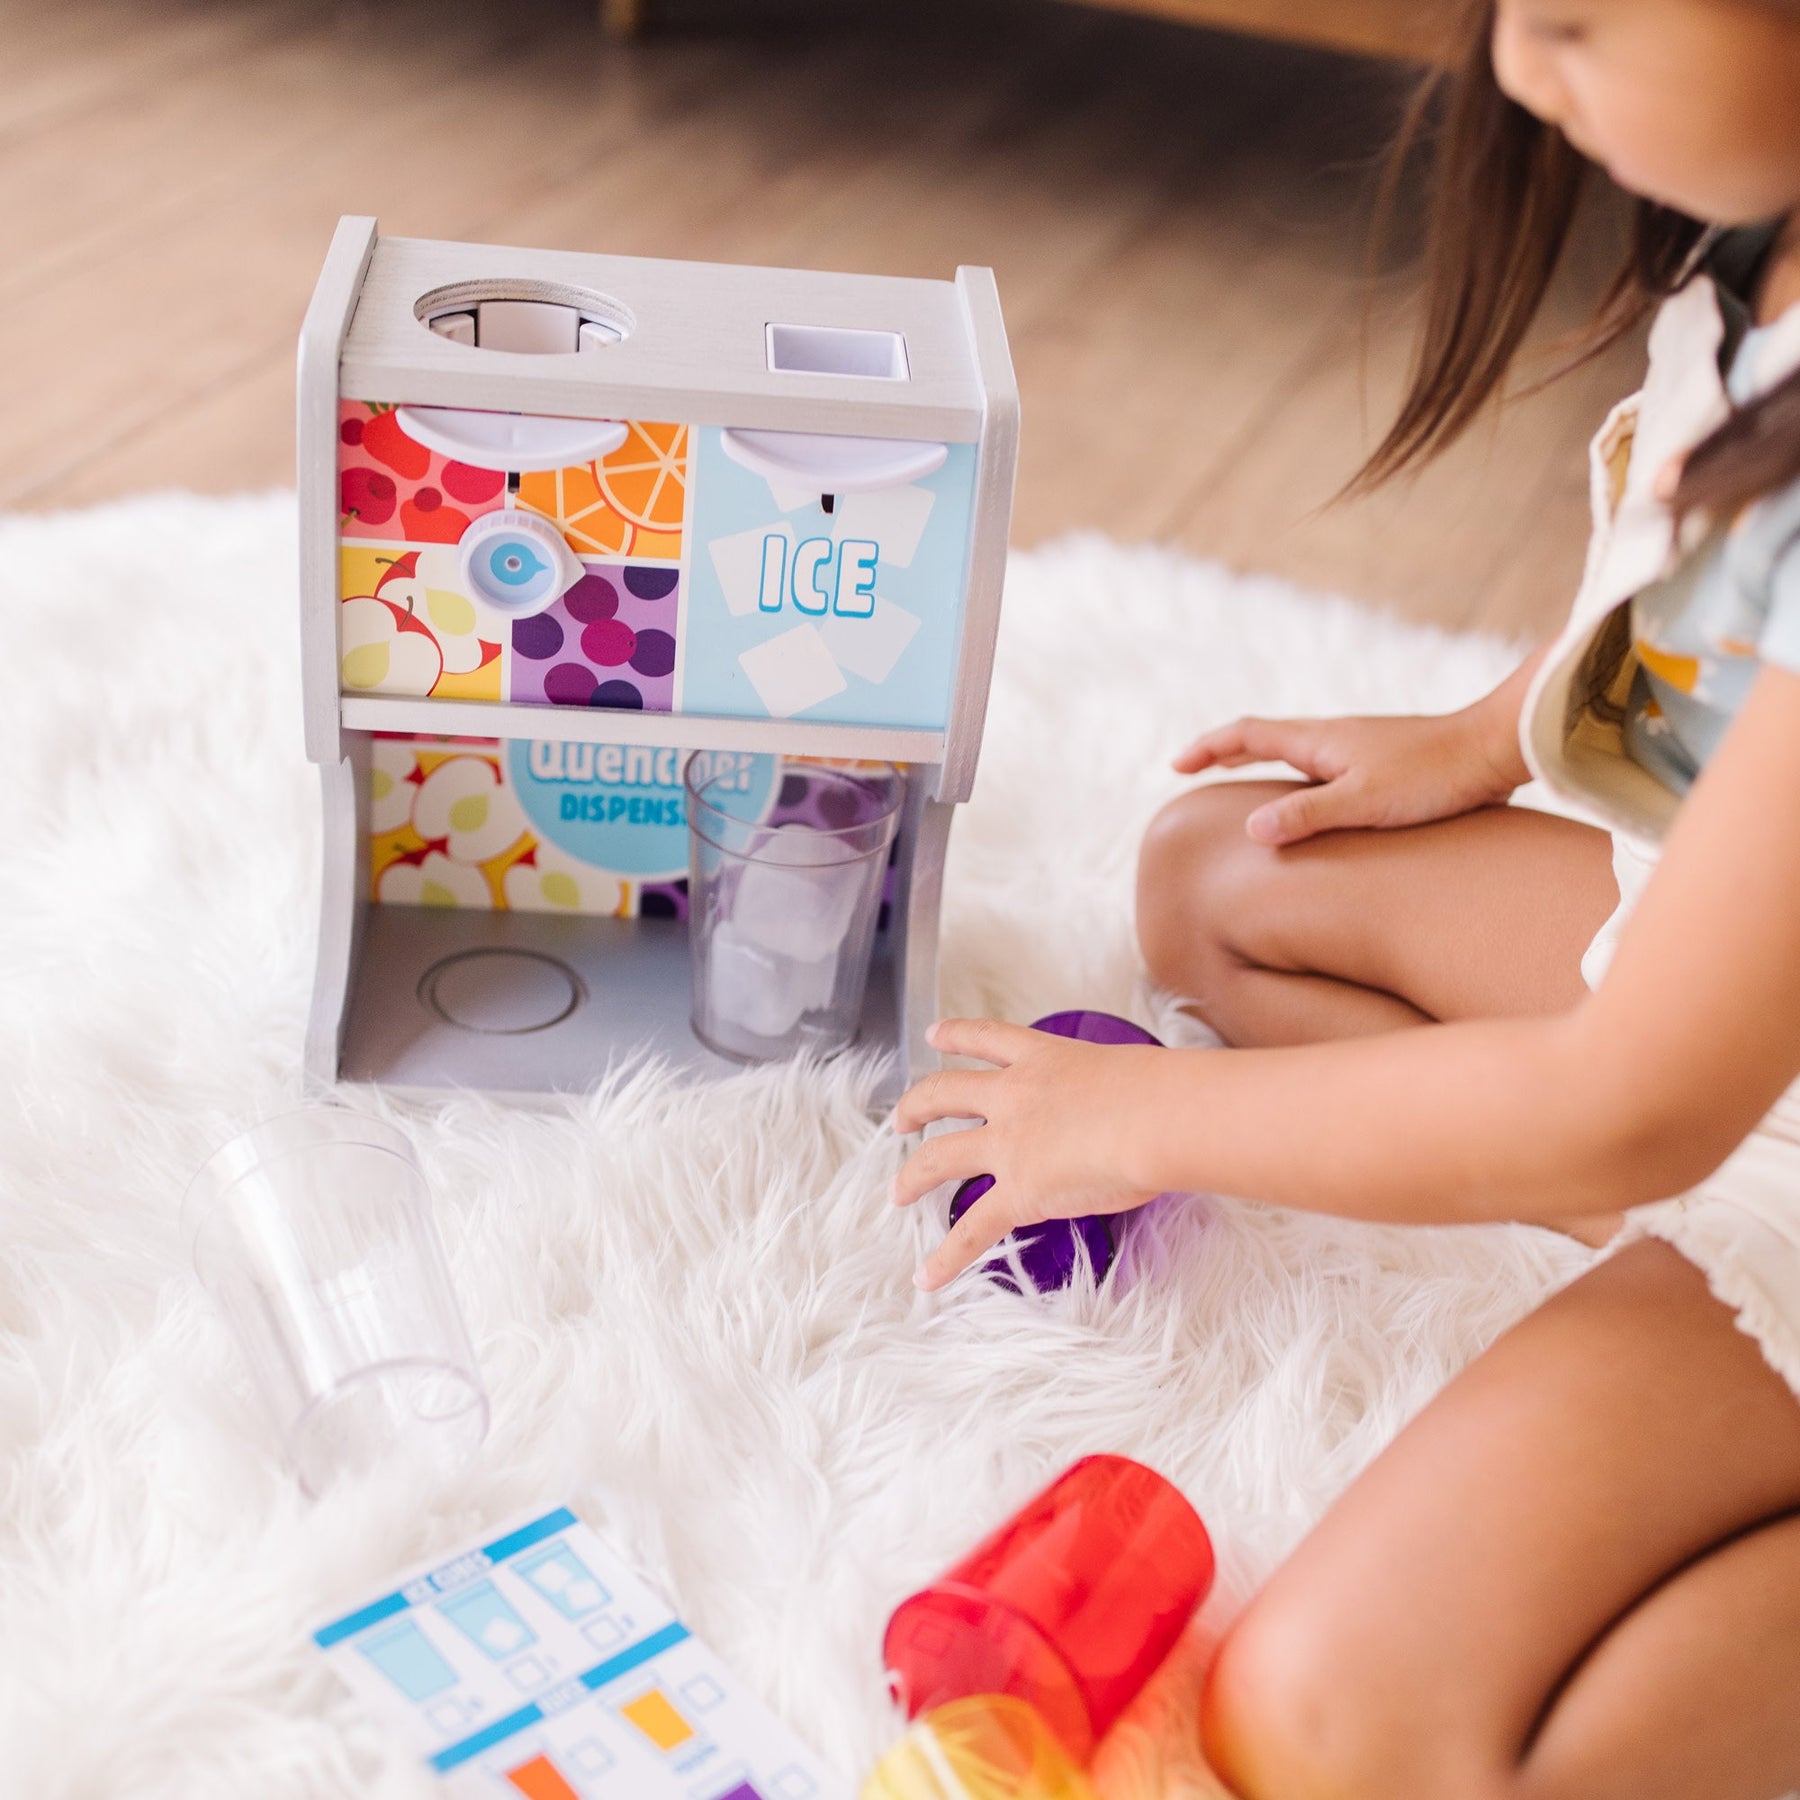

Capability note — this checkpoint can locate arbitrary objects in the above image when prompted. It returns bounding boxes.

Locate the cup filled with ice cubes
[685,754,904,1061]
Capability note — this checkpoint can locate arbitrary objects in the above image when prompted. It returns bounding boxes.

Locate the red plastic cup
[882,1454,1215,1762]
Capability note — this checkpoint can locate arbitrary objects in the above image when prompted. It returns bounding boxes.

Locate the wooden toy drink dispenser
[298,218,1017,1097]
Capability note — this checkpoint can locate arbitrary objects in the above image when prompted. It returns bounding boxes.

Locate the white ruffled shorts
[1586,834,1800,1395]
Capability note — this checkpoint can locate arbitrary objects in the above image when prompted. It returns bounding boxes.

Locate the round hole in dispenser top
[413,278,634,351]
[883,1455,1215,1763]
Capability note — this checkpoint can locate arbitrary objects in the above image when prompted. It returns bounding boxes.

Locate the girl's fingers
[925,1017,1039,1067]
[890,1125,991,1210]
[1172,721,1251,773]
[915,1185,1019,1291]
[1245,777,1358,846]
[1173,717,1309,776]
[890,1068,992,1135]
[1171,740,1221,774]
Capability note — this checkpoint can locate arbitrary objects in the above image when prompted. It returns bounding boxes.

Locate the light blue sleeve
[1751,479,1800,674]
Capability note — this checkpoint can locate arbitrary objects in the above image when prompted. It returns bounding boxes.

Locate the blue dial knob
[457,509,582,618]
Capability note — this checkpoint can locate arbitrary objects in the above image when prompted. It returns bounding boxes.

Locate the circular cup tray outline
[418,947,587,1035]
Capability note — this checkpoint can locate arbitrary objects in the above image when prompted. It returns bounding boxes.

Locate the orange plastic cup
[882,1455,1215,1762]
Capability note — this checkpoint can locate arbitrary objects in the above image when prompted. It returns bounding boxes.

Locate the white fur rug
[0,494,1589,1798]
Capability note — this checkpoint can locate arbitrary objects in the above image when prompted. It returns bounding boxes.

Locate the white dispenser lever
[719,428,947,496]
[394,406,629,472]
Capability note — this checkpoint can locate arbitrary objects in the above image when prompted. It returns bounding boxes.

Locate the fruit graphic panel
[509,562,680,713]
[340,542,509,702]
[516,421,688,561]
[369,744,895,934]
[370,735,709,914]
[372,736,631,916]
[339,401,510,542]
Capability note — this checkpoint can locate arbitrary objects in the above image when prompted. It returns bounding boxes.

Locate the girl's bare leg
[1136,781,1618,1047]
[1202,1240,1800,1800]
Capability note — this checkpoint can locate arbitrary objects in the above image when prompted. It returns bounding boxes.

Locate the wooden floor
[5,0,1646,638]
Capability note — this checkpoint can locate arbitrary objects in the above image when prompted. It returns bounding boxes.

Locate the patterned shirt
[1625,232,1800,792]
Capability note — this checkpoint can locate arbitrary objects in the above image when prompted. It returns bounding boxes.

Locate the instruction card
[313,1506,846,1800]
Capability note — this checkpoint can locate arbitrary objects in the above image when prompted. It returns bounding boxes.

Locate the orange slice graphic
[598,421,688,534]
[516,464,636,557]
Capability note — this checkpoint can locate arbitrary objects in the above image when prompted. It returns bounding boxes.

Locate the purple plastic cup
[946,1010,1162,1293]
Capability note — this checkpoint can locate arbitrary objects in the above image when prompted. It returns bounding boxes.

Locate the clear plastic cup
[685,754,903,1062]
[185,1110,489,1497]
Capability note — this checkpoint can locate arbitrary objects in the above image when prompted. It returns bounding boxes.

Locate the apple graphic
[340,466,397,526]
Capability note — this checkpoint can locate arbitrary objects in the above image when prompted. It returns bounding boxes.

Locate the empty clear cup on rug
[685,754,904,1061]
[185,1109,489,1497]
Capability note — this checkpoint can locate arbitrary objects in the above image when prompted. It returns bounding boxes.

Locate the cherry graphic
[361,409,431,480]
[339,417,365,446]
[340,467,397,526]
[440,460,505,504]
[400,496,470,542]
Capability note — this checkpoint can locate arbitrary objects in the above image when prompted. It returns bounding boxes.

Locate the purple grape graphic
[512,613,564,661]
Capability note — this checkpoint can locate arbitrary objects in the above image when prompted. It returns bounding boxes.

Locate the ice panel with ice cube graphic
[686,427,977,728]
[315,1508,845,1800]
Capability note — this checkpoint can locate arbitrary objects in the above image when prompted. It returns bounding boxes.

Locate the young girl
[891,3,1800,1795]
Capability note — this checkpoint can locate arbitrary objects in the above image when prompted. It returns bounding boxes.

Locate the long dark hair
[1357,0,1800,523]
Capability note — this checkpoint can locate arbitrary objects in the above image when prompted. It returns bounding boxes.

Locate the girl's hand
[1172,706,1529,847]
[891,1019,1165,1291]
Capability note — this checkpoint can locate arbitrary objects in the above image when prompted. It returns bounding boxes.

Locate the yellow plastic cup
[862,1696,1097,1800]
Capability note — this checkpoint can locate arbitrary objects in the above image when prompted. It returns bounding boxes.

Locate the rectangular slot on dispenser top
[765,323,908,380]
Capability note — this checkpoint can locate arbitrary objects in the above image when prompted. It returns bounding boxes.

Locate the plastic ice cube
[731,826,865,961]
[707,921,837,1041]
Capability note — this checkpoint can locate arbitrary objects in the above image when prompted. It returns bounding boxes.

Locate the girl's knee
[1202,1596,1349,1799]
[1203,1591,1511,1800]
[1136,783,1286,995]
